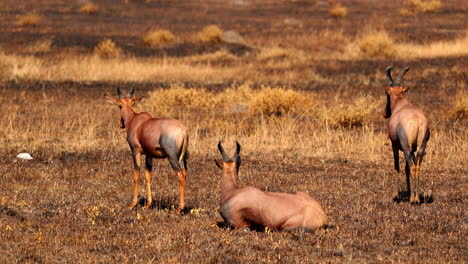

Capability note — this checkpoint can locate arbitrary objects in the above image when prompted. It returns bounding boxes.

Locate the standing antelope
[384,66,430,204]
[215,141,328,231]
[107,87,189,212]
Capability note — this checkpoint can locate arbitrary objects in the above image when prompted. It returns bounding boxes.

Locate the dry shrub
[407,0,442,13]
[94,39,122,58]
[78,2,99,14]
[25,39,52,53]
[450,90,468,121]
[399,33,468,58]
[15,12,43,27]
[196,25,223,44]
[256,46,305,62]
[142,30,176,47]
[399,8,414,16]
[184,49,238,64]
[321,95,379,128]
[248,87,314,116]
[354,30,398,58]
[329,3,347,18]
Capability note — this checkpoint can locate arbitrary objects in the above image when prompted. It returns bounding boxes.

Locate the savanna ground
[0,0,467,263]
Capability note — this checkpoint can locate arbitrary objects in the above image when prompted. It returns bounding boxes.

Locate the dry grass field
[0,0,467,263]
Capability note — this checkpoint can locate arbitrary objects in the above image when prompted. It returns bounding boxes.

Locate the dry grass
[24,39,52,53]
[93,39,122,58]
[407,0,442,13]
[15,12,43,27]
[352,30,398,59]
[195,25,223,44]
[399,33,468,58]
[142,29,176,47]
[248,86,314,117]
[78,2,99,14]
[319,95,380,128]
[450,90,468,121]
[329,3,347,18]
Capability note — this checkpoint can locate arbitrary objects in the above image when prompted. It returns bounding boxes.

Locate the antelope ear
[106,96,121,105]
[214,159,222,169]
[132,96,144,105]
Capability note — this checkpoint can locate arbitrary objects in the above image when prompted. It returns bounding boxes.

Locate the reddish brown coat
[384,66,430,204]
[215,142,328,231]
[108,87,188,212]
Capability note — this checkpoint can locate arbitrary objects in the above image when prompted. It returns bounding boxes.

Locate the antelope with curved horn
[214,142,328,231]
[107,87,189,212]
[384,66,430,204]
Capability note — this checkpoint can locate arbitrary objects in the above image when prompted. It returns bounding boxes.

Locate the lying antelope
[384,66,430,204]
[214,141,328,231]
[107,87,189,212]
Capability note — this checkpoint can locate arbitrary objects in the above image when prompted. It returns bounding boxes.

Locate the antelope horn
[397,66,410,84]
[218,141,229,162]
[128,87,135,98]
[117,86,123,98]
[233,141,241,162]
[386,66,394,83]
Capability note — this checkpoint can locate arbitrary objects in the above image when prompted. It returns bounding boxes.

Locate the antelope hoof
[176,207,184,215]
[144,201,152,210]
[129,201,138,209]
[410,194,420,204]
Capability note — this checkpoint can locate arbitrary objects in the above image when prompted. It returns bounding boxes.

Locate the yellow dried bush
[329,3,348,18]
[355,30,398,58]
[142,30,176,47]
[94,39,122,58]
[15,12,43,27]
[196,25,223,44]
[79,2,99,14]
[407,0,442,13]
[450,90,468,121]
[248,87,314,117]
[321,95,379,128]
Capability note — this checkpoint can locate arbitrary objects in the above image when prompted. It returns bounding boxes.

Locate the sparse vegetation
[78,2,99,14]
[93,39,122,58]
[15,12,43,27]
[407,0,442,13]
[450,90,468,121]
[354,30,398,58]
[329,3,348,18]
[142,29,176,47]
[0,0,466,262]
[196,25,223,44]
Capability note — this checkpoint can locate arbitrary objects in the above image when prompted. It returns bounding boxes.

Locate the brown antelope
[107,87,189,212]
[214,141,328,231]
[384,66,430,204]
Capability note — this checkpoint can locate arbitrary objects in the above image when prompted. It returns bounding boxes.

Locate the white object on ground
[17,153,33,160]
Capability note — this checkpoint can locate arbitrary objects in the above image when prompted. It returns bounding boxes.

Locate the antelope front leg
[143,156,153,209]
[175,168,187,214]
[392,143,400,199]
[130,151,142,209]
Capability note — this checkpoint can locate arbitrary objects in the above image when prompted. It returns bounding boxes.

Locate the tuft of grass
[256,46,306,62]
[78,2,99,14]
[142,29,176,47]
[248,86,314,117]
[407,0,442,13]
[329,3,347,18]
[399,8,414,16]
[354,30,398,58]
[450,90,468,121]
[320,95,380,128]
[25,39,52,53]
[93,39,122,58]
[196,25,223,44]
[15,12,43,27]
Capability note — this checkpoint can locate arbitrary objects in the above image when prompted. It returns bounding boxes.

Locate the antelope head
[383,66,410,119]
[215,141,242,175]
[106,86,143,128]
